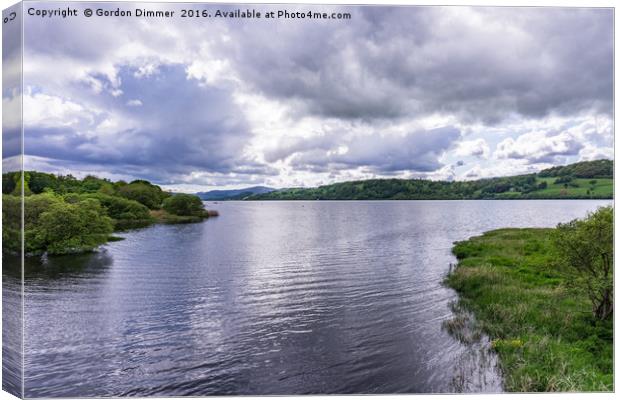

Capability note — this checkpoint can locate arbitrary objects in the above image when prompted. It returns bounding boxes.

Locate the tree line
[2,171,214,256]
[249,159,613,200]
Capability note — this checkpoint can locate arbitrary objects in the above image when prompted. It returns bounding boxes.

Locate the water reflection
[24,251,114,281]
[9,200,610,397]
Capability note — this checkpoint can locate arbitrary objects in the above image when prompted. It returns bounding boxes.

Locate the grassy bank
[149,209,216,224]
[445,228,613,392]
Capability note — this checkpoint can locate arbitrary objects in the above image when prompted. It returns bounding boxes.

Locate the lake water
[3,200,611,396]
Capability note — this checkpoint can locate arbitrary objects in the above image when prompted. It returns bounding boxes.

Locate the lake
[3,200,611,396]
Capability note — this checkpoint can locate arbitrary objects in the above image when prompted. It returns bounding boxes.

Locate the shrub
[553,206,613,320]
[2,195,22,254]
[554,176,574,185]
[162,194,206,217]
[118,182,168,209]
[23,193,64,253]
[35,198,114,255]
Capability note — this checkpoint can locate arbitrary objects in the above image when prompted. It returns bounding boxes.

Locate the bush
[2,195,22,254]
[162,194,206,217]
[554,176,574,184]
[24,193,64,253]
[118,182,168,209]
[553,206,613,320]
[35,198,114,255]
[2,193,114,256]
[68,193,154,230]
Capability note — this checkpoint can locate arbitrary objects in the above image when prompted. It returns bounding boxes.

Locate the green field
[249,160,613,200]
[531,177,613,198]
[445,228,613,392]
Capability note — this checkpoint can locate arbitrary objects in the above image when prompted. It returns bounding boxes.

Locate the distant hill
[248,159,613,201]
[196,186,275,200]
[538,159,612,178]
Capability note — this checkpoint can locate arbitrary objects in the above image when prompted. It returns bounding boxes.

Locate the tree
[2,172,17,194]
[118,182,166,209]
[554,176,574,185]
[11,172,32,196]
[552,206,613,320]
[2,194,21,254]
[35,198,114,255]
[74,193,153,229]
[28,172,59,194]
[81,175,110,193]
[162,194,206,216]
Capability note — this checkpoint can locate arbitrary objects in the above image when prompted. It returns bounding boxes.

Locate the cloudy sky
[4,2,614,191]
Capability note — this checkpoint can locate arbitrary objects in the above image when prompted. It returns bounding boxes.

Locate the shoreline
[445,228,613,392]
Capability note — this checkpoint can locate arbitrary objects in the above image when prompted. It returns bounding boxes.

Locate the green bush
[553,175,574,184]
[2,194,22,254]
[3,193,114,256]
[553,206,613,320]
[35,198,114,255]
[162,194,206,217]
[118,182,168,209]
[67,193,154,230]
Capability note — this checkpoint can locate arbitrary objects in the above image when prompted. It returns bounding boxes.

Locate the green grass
[149,209,207,224]
[531,178,613,198]
[446,228,613,392]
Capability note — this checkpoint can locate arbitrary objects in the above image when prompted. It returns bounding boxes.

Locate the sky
[3,2,614,192]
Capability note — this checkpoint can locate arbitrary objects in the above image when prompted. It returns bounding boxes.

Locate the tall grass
[446,228,613,392]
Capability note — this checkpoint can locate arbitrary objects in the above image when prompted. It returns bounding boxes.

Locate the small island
[2,171,218,256]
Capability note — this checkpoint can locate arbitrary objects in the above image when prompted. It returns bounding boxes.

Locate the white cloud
[494,131,583,163]
[2,91,22,130]
[16,5,613,189]
[454,138,490,158]
[579,144,614,162]
[126,99,143,107]
[23,89,92,128]
[460,159,552,180]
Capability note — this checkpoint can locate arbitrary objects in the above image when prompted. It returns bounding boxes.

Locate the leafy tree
[553,206,613,320]
[55,174,82,194]
[35,198,114,255]
[162,194,206,216]
[28,172,59,194]
[24,193,64,253]
[98,182,116,196]
[118,182,167,209]
[87,193,152,228]
[2,172,17,194]
[539,160,612,178]
[11,172,32,196]
[81,175,111,193]
[2,194,21,254]
[554,175,574,185]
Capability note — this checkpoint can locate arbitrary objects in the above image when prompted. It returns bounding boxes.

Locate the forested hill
[248,160,613,200]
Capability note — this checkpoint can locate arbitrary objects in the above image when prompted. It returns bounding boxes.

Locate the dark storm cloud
[20,4,613,185]
[24,64,262,182]
[285,126,461,173]
[2,127,21,161]
[222,6,612,124]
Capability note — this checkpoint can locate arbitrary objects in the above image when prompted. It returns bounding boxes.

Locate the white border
[0,1,616,400]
